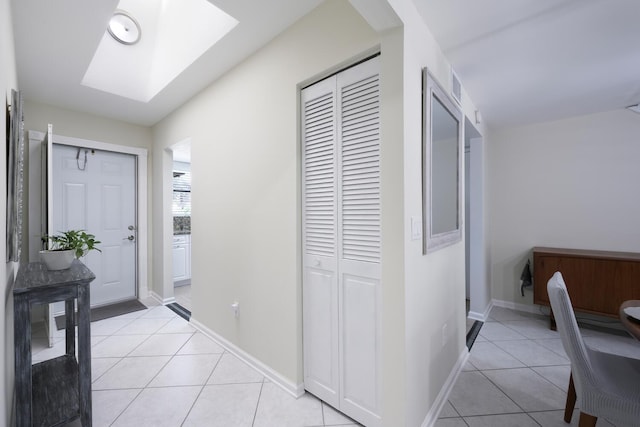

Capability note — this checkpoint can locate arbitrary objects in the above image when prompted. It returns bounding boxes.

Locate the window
[172,171,191,216]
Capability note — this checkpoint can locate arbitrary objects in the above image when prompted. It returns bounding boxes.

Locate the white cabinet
[172,234,191,284]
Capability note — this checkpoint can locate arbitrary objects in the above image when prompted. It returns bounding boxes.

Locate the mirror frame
[6,89,25,262]
[422,68,463,254]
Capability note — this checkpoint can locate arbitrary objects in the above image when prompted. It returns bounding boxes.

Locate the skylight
[82,0,238,103]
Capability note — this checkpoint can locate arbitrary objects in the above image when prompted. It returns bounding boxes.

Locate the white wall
[488,109,640,304]
[152,0,385,393]
[1,0,17,422]
[386,0,487,424]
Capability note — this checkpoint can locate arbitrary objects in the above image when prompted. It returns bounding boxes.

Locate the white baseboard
[190,317,304,398]
[421,348,469,427]
[491,299,545,315]
[149,291,176,306]
[468,300,493,322]
[492,299,623,330]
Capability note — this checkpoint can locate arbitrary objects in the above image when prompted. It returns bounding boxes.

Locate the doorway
[27,129,149,345]
[52,144,137,307]
[464,117,489,324]
[170,139,192,313]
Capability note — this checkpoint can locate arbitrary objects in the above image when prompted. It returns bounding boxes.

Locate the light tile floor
[31,298,360,427]
[438,306,640,427]
[174,284,192,312]
[31,303,640,427]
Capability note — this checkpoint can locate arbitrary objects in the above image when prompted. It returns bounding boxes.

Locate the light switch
[411,216,422,240]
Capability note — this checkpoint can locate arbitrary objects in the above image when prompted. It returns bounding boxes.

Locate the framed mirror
[422,69,463,253]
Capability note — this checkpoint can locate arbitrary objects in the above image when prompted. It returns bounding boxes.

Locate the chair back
[546,272,597,396]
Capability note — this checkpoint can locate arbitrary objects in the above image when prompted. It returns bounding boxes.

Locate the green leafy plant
[42,230,101,258]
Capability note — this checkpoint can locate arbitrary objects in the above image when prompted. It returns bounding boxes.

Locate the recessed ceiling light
[108,10,141,45]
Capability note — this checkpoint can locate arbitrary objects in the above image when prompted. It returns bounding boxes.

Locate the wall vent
[451,68,462,105]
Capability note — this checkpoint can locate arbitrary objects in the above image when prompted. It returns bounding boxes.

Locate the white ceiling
[414,0,640,128]
[82,0,239,103]
[11,0,322,126]
[11,0,640,129]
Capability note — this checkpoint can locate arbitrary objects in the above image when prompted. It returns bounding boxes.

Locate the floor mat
[166,302,191,321]
[466,320,483,350]
[55,299,147,330]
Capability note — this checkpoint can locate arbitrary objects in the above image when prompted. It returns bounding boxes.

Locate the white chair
[547,271,640,427]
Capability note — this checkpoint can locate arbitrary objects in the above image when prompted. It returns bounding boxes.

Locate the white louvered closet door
[302,75,340,409]
[302,56,381,427]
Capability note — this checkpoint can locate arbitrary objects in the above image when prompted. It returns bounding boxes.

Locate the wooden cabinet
[533,247,640,328]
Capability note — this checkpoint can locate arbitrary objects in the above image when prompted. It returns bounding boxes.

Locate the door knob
[128,225,136,231]
[123,235,135,241]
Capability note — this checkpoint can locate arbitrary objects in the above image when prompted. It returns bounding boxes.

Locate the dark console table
[14,260,95,427]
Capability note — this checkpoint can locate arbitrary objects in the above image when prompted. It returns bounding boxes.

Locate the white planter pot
[40,249,75,270]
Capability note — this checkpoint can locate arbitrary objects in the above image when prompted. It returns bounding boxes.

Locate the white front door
[52,144,137,308]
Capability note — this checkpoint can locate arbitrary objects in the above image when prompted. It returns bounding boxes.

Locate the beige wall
[153,0,486,424]
[2,0,491,425]
[1,0,18,423]
[154,0,489,424]
[488,109,640,305]
[24,100,152,150]
[378,27,407,427]
[153,0,384,388]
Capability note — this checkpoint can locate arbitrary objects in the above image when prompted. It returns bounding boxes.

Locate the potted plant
[40,230,101,270]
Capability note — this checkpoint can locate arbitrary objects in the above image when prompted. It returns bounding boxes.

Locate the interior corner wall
[150,145,173,304]
[1,0,18,423]
[385,0,484,425]
[488,109,640,305]
[22,100,154,298]
[378,26,407,427]
[152,0,381,388]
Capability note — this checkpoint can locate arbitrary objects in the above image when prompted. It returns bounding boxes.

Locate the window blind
[172,171,191,216]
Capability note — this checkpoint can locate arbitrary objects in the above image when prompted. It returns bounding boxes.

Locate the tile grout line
[479,317,565,426]
[96,308,183,425]
[251,379,266,427]
[179,383,207,426]
[442,310,635,427]
[474,319,545,418]
[202,349,226,386]
[107,387,144,427]
[320,401,326,426]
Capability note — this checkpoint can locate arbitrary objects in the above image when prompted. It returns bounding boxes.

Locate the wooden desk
[619,300,640,341]
[14,260,95,427]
